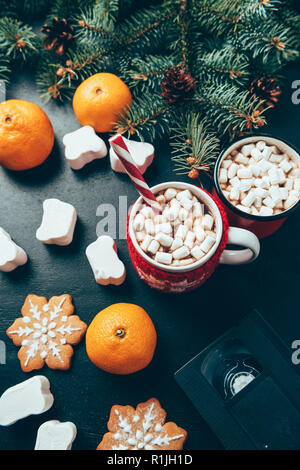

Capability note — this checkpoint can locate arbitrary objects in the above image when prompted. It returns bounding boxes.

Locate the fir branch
[170,114,220,177]
[114,94,173,141]
[0,56,11,82]
[123,54,179,91]
[194,83,267,139]
[194,47,250,87]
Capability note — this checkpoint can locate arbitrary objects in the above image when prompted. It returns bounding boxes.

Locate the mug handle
[219,227,260,265]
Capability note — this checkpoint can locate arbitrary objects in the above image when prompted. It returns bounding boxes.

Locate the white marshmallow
[229,187,240,201]
[203,214,214,230]
[261,146,272,160]
[178,258,194,266]
[194,226,205,242]
[228,162,239,179]
[184,231,196,249]
[236,204,251,214]
[254,188,268,198]
[35,420,77,450]
[135,231,145,242]
[235,153,249,165]
[110,136,154,174]
[63,126,107,170]
[148,239,160,255]
[171,237,183,252]
[141,235,152,252]
[176,189,193,202]
[256,141,266,151]
[294,179,300,191]
[279,187,288,200]
[191,246,205,260]
[175,224,187,240]
[262,197,275,209]
[141,206,154,219]
[251,147,262,161]
[241,191,256,207]
[0,228,28,272]
[164,188,177,201]
[133,213,145,231]
[0,376,54,426]
[155,232,173,248]
[284,195,298,210]
[222,159,232,169]
[193,202,203,218]
[269,186,282,205]
[239,179,253,192]
[241,144,255,157]
[86,235,126,286]
[36,199,77,246]
[237,167,252,179]
[179,208,189,221]
[156,222,172,234]
[155,252,172,265]
[145,219,155,235]
[260,206,273,216]
[219,168,228,183]
[280,159,292,173]
[173,245,190,260]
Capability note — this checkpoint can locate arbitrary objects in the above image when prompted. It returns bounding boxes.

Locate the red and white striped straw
[109,134,162,213]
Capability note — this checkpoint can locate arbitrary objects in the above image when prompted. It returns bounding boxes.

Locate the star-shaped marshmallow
[0,227,28,272]
[86,235,126,286]
[36,198,77,246]
[109,136,154,175]
[63,126,107,170]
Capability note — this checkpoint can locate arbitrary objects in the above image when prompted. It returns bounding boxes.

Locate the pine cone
[161,66,196,106]
[250,76,282,108]
[41,18,75,56]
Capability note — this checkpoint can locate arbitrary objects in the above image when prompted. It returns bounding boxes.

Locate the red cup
[213,135,300,239]
[127,182,260,293]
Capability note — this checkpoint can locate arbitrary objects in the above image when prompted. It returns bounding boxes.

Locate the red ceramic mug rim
[213,134,300,222]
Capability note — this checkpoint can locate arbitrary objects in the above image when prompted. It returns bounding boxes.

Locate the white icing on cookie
[8,297,82,367]
[111,401,184,449]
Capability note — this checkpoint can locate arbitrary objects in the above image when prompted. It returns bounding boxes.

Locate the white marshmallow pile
[219,140,300,216]
[133,188,217,267]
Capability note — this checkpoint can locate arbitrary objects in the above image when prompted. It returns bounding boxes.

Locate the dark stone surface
[0,63,300,450]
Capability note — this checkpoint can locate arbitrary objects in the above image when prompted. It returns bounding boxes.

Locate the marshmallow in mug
[219,140,300,216]
[132,188,217,266]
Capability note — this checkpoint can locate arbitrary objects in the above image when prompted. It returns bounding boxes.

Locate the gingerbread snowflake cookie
[7,294,87,372]
[97,398,187,450]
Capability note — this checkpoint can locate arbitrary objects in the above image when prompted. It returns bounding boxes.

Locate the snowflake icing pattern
[97,398,187,450]
[7,294,87,372]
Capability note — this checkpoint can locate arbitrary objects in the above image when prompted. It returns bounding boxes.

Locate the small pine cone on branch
[250,76,282,109]
[161,66,196,106]
[41,18,75,56]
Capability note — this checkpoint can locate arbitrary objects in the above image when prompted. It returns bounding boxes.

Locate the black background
[0,63,299,451]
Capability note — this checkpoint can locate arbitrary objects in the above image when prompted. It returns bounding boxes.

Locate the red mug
[127,182,260,293]
[213,135,300,239]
